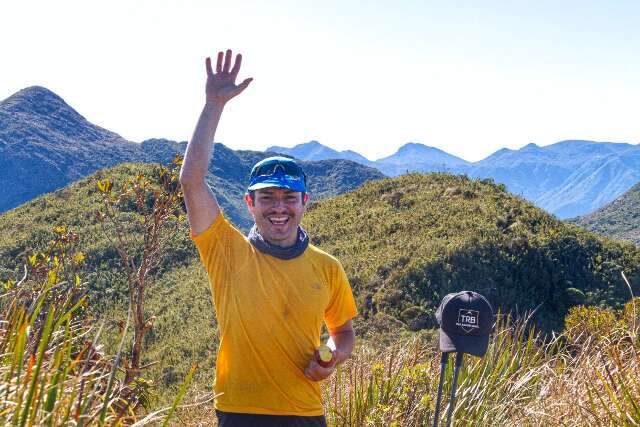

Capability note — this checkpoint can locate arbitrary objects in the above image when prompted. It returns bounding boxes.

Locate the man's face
[245,187,309,247]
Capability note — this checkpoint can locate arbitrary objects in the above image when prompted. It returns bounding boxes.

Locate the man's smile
[267,215,290,226]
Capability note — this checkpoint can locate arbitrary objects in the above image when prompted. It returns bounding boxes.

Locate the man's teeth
[269,217,288,225]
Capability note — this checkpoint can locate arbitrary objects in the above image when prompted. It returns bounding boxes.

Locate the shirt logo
[311,283,321,290]
[457,309,479,333]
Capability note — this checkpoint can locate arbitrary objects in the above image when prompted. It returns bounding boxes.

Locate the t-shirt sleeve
[191,213,247,298]
[324,261,358,330]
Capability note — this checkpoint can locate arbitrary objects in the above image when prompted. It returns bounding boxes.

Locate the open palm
[205,49,253,105]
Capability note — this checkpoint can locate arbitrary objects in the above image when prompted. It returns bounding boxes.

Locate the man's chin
[263,230,296,247]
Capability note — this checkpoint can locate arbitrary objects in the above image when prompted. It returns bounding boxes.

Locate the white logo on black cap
[457,309,479,333]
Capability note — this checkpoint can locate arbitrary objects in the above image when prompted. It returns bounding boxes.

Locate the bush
[564,305,622,345]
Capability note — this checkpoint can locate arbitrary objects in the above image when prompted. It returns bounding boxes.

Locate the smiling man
[179,50,357,427]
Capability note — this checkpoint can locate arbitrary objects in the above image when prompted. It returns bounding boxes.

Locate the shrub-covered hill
[302,173,640,333]
[571,182,640,246]
[0,160,383,398]
[0,158,382,283]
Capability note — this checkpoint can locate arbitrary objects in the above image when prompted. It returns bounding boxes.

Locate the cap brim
[439,329,489,357]
[247,178,306,193]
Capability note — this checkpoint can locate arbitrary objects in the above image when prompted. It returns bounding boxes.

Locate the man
[179,49,357,426]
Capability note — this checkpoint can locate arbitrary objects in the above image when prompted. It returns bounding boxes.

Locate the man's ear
[245,192,254,209]
[303,193,310,205]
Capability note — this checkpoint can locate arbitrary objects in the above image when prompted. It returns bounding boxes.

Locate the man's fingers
[230,53,242,77]
[205,57,214,77]
[238,77,253,92]
[216,52,223,73]
[223,49,232,73]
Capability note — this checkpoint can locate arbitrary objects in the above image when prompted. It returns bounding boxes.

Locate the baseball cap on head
[247,156,307,193]
[436,291,494,357]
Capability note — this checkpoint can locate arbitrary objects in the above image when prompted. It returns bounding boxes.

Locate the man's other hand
[303,349,344,382]
[205,49,253,106]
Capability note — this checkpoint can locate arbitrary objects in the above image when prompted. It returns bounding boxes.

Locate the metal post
[445,352,464,427]
[431,352,449,427]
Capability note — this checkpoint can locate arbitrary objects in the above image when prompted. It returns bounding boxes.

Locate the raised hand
[205,49,253,106]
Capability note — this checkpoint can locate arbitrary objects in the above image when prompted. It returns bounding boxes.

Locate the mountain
[267,140,375,166]
[572,182,640,246]
[0,87,384,215]
[4,86,640,220]
[203,144,385,230]
[269,141,469,176]
[270,140,640,218]
[376,142,469,175]
[0,86,142,211]
[466,140,640,218]
[302,173,640,334]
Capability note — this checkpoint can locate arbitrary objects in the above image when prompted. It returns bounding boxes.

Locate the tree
[95,156,184,384]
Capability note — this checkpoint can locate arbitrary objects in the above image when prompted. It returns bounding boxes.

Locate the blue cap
[247,156,307,193]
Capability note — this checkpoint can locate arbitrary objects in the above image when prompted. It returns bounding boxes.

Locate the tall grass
[0,275,119,425]
[0,230,200,426]
[324,301,640,426]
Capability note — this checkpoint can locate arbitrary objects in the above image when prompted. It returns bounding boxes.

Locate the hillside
[302,173,640,334]
[572,182,640,246]
[1,165,639,402]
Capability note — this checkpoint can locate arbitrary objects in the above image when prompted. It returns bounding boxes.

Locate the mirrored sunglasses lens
[256,162,301,178]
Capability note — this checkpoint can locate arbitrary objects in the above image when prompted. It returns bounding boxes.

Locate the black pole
[431,352,449,427]
[445,352,464,427]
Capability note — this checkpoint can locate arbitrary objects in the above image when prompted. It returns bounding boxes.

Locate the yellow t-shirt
[192,213,358,416]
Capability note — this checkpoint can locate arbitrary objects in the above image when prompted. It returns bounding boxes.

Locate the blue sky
[2,0,639,161]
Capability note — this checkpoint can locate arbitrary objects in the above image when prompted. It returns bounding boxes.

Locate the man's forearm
[328,330,355,365]
[179,102,224,185]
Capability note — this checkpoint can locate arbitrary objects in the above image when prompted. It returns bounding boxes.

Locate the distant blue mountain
[4,85,637,219]
[268,140,640,219]
[375,142,469,176]
[377,142,469,166]
[269,141,469,176]
[267,140,376,167]
[465,140,640,218]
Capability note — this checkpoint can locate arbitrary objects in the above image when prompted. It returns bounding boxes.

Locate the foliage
[572,181,640,246]
[303,173,640,333]
[0,228,133,425]
[564,305,623,345]
[316,306,640,427]
[2,166,640,419]
[95,155,185,384]
[0,162,216,407]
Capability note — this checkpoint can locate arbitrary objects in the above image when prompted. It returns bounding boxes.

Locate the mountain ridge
[3,85,640,219]
[270,139,640,218]
[0,87,384,215]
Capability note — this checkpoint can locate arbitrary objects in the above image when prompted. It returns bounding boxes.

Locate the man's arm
[180,50,253,236]
[304,320,355,382]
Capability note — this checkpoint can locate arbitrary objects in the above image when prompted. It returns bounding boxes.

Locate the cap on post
[435,291,494,357]
[247,156,307,193]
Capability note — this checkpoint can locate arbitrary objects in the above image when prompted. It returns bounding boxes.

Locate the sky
[2,0,640,162]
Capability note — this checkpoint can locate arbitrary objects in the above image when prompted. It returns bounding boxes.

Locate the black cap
[435,291,494,357]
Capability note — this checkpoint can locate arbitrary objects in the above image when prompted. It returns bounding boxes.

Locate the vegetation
[170,295,640,425]
[1,164,640,424]
[572,181,640,246]
[94,156,184,384]
[303,173,640,334]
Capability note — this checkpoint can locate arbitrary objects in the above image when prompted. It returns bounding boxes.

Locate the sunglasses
[251,159,307,183]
